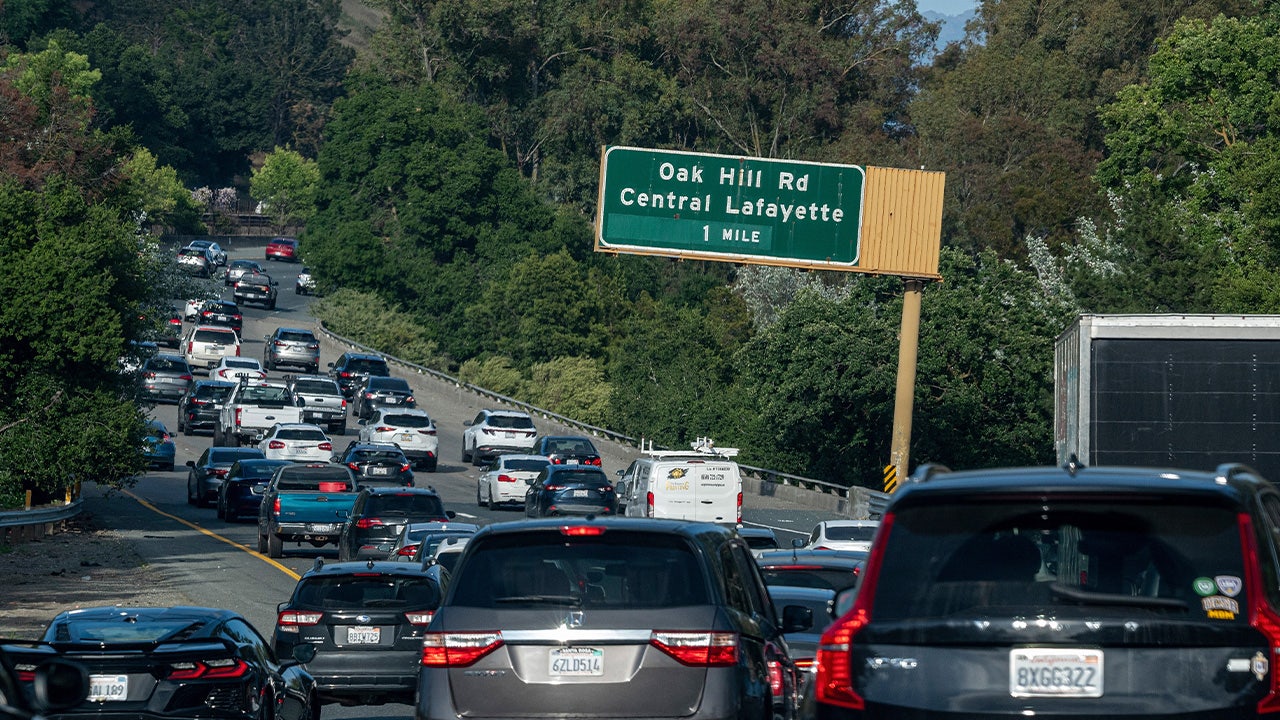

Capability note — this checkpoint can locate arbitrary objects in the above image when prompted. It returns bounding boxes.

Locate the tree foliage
[250,147,321,230]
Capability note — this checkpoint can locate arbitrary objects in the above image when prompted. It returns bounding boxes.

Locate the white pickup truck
[216,379,304,447]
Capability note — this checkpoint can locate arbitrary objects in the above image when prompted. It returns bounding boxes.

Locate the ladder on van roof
[640,437,740,459]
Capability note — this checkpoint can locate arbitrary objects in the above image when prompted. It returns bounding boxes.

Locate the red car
[265,236,299,262]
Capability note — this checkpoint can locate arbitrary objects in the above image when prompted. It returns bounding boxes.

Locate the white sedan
[804,519,880,552]
[257,423,333,462]
[212,357,267,383]
[476,454,550,509]
[358,408,439,471]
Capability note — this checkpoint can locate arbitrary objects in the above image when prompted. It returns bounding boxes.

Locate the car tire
[162,462,174,472]
[472,451,485,467]
[230,433,241,447]
[265,357,275,371]
[308,364,319,374]
[477,483,486,508]
[216,498,225,519]
[213,425,224,446]
[267,532,283,559]
[186,478,197,505]
[462,442,472,464]
[225,505,237,523]
[257,529,267,554]
[267,299,276,310]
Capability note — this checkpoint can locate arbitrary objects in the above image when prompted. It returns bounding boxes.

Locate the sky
[916,0,978,14]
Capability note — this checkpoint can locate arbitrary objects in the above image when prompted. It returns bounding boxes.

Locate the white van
[616,439,742,526]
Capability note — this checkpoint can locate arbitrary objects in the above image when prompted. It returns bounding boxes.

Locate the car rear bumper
[474,444,535,460]
[307,650,419,702]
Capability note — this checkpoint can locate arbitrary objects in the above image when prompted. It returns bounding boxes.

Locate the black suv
[353,376,416,419]
[329,352,391,399]
[337,486,455,561]
[272,559,448,706]
[177,379,236,435]
[807,461,1280,719]
[334,442,417,488]
[416,517,810,720]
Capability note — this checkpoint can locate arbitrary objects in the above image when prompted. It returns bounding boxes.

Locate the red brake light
[588,457,602,466]
[168,658,248,679]
[340,371,352,377]
[768,659,784,696]
[364,392,374,399]
[179,374,193,382]
[356,518,384,529]
[277,610,323,626]
[143,372,156,379]
[551,458,563,464]
[420,429,436,436]
[210,468,229,478]
[737,491,743,524]
[646,491,654,517]
[397,543,420,557]
[375,426,394,433]
[543,484,564,491]
[560,525,606,536]
[400,463,411,473]
[347,462,360,472]
[272,498,281,516]
[268,440,286,449]
[497,474,517,483]
[406,396,415,404]
[274,341,286,347]
[1240,513,1280,713]
[421,631,504,667]
[318,442,332,451]
[649,631,737,666]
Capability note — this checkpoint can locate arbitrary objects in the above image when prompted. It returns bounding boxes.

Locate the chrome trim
[500,629,652,643]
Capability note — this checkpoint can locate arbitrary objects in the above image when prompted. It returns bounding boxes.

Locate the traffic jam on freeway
[8,243,1280,720]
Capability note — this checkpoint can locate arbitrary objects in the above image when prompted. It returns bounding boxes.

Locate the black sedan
[218,458,295,523]
[334,442,415,488]
[523,465,618,518]
[187,446,266,507]
[3,606,319,720]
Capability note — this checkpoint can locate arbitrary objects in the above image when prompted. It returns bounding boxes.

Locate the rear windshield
[825,525,877,542]
[760,567,858,591]
[294,575,439,609]
[547,439,597,454]
[382,413,432,428]
[451,531,708,608]
[241,385,292,403]
[504,459,550,472]
[223,359,260,369]
[367,494,445,517]
[743,535,780,551]
[209,448,265,464]
[49,619,202,643]
[489,415,534,430]
[276,427,327,441]
[871,497,1247,624]
[547,470,610,486]
[368,377,410,391]
[344,358,388,374]
[145,357,188,372]
[350,449,405,463]
[277,331,314,342]
[193,384,234,400]
[276,467,354,490]
[293,379,341,395]
[193,329,237,343]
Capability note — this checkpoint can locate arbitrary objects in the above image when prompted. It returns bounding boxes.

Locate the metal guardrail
[314,322,891,512]
[0,499,83,530]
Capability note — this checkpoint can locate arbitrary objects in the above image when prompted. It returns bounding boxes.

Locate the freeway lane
[89,243,848,718]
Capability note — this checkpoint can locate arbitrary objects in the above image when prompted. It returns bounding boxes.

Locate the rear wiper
[493,595,582,607]
[1049,583,1189,610]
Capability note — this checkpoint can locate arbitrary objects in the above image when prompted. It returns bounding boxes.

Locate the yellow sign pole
[889,279,925,486]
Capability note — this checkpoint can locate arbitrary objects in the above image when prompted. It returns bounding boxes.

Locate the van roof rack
[640,436,740,459]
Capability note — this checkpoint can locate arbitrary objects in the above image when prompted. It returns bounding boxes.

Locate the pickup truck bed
[257,465,359,558]
[219,380,303,447]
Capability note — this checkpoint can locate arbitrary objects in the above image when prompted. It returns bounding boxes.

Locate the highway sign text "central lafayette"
[596,146,866,269]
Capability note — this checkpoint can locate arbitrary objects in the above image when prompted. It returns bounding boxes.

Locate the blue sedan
[142,419,176,472]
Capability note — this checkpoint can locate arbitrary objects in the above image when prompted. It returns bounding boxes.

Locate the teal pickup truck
[256,463,359,558]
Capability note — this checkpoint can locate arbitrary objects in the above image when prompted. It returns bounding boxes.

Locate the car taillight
[767,659,784,696]
[421,632,504,667]
[179,374,193,382]
[15,668,34,683]
[277,610,323,626]
[211,468,229,478]
[235,345,240,356]
[544,484,564,491]
[737,491,743,525]
[587,457,601,466]
[560,525,606,536]
[813,513,893,710]
[160,432,171,442]
[1241,513,1280,714]
[646,491,654,517]
[375,426,394,432]
[498,474,517,483]
[169,318,181,326]
[364,392,374,399]
[187,341,193,353]
[340,371,351,377]
[795,657,816,673]
[551,457,564,464]
[406,396,415,404]
[268,440,286,449]
[348,462,360,472]
[168,658,248,679]
[649,631,737,666]
[235,408,242,427]
[143,372,156,379]
[272,498,281,516]
[356,518,384,529]
[405,610,435,626]
[400,463,411,473]
[232,314,242,321]
[397,543,420,557]
[481,427,496,435]
[318,442,332,451]
[307,343,320,350]
[340,399,347,408]
[274,341,286,347]
[420,429,436,436]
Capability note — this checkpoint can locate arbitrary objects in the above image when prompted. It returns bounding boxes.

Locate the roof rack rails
[908,463,952,484]
[1215,463,1262,483]
[640,437,739,459]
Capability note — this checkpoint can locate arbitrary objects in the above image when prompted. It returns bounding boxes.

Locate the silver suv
[264,327,320,373]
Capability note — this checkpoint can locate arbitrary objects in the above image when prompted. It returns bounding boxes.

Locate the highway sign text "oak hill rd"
[595,146,866,269]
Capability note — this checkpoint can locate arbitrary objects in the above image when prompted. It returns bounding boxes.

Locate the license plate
[573,489,588,497]
[503,431,515,439]
[347,627,381,644]
[549,647,603,676]
[399,433,414,442]
[566,458,579,464]
[308,523,338,533]
[1010,649,1103,698]
[88,674,128,702]
[370,466,390,476]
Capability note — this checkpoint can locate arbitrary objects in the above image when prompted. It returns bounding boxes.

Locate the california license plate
[400,433,414,441]
[347,627,381,644]
[308,523,338,533]
[370,466,390,476]
[566,458,579,464]
[1010,649,1103,698]
[573,489,588,497]
[549,647,603,676]
[88,674,128,701]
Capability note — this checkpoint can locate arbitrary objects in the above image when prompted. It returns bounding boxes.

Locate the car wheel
[264,357,275,371]
[462,442,472,463]
[257,529,267,554]
[186,478,197,505]
[308,364,319,374]
[213,425,223,446]
[267,299,276,310]
[472,451,485,467]
[477,483,486,508]
[216,498,225,519]
[230,433,241,447]
[267,532,283,559]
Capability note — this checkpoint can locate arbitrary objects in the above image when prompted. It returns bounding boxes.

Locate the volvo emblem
[564,610,584,628]
[356,614,371,624]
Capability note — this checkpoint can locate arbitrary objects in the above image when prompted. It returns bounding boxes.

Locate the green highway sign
[596,146,866,268]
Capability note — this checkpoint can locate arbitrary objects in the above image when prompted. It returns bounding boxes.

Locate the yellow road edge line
[123,488,301,581]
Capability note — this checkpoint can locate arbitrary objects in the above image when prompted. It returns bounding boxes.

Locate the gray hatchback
[416,518,811,720]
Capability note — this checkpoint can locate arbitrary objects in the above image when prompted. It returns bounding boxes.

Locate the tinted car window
[210,448,265,464]
[277,466,355,490]
[145,357,188,372]
[241,386,291,403]
[351,449,405,462]
[383,413,432,427]
[367,494,446,516]
[277,427,328,441]
[825,525,877,541]
[193,329,237,343]
[505,459,550,472]
[368,377,411,391]
[294,379,341,395]
[294,576,439,609]
[548,469,610,486]
[346,358,389,374]
[278,331,315,342]
[871,498,1246,623]
[452,532,708,608]
[489,415,534,429]
[194,384,235,400]
[759,568,854,590]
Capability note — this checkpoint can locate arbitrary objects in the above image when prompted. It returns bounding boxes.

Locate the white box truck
[616,438,743,526]
[1055,314,1280,480]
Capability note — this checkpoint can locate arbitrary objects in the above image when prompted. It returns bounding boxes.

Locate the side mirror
[791,538,805,549]
[185,460,196,467]
[781,604,814,634]
[463,420,473,426]
[331,455,341,463]
[446,510,456,519]
[272,280,279,286]
[297,398,306,406]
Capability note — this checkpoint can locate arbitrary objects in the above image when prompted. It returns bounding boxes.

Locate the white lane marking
[454,512,478,519]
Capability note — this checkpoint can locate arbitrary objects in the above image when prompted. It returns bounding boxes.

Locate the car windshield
[231,260,256,269]
[382,413,432,428]
[825,525,877,542]
[367,494,445,516]
[871,496,1245,622]
[294,379,341,395]
[276,427,327,441]
[145,357,188,372]
[503,459,550,472]
[193,329,237,344]
[345,359,388,374]
[241,386,291,403]
[488,415,534,430]
[548,470,610,486]
[277,331,314,342]
[294,576,439,609]
[452,531,708,608]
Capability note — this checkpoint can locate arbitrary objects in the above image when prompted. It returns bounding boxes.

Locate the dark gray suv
[416,518,810,720]
[807,461,1280,719]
